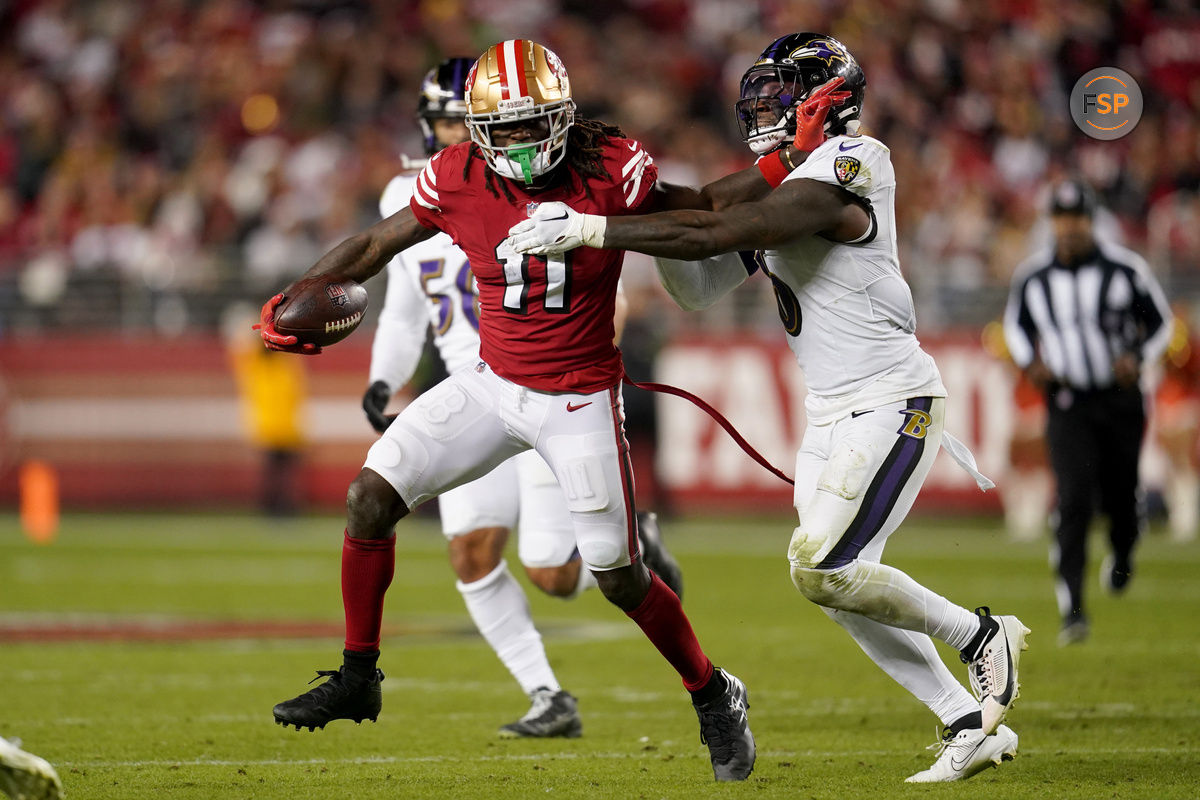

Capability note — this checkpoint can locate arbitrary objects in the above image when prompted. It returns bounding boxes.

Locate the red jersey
[409,136,658,392]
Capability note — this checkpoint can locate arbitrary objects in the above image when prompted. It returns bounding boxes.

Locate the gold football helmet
[465,39,575,184]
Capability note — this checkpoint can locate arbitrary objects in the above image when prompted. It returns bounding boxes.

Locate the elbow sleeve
[654,252,748,311]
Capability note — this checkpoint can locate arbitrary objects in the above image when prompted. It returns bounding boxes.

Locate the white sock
[822,606,980,726]
[794,560,981,651]
[457,560,559,695]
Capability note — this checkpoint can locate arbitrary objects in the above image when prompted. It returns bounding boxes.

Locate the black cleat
[273,667,384,731]
[1101,554,1133,595]
[498,687,582,739]
[637,511,684,599]
[693,669,755,781]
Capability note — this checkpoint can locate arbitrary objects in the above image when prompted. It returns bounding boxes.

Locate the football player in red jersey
[259,39,762,781]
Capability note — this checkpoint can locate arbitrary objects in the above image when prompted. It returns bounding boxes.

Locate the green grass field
[1,511,1197,799]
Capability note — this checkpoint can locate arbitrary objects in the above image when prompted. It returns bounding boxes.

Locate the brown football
[272,277,368,347]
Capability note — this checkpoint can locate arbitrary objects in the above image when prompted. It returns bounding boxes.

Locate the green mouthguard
[511,146,536,184]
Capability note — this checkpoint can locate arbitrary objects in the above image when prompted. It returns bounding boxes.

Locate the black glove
[362,380,396,433]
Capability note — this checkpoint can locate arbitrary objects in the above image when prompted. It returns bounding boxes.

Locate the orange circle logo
[1070,68,1143,140]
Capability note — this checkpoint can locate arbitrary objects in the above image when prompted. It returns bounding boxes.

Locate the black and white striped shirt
[1004,243,1172,391]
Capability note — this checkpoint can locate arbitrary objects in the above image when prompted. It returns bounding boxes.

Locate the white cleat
[965,609,1030,734]
[905,725,1018,783]
[0,736,63,800]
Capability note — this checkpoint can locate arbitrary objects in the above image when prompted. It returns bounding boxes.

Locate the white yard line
[59,744,1200,770]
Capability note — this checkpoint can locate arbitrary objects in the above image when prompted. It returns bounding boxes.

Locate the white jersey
[370,174,481,391]
[769,134,945,424]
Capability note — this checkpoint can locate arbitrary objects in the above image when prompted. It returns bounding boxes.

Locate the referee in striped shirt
[1004,179,1173,646]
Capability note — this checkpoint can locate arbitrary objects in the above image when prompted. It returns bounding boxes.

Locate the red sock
[341,531,395,652]
[626,572,714,690]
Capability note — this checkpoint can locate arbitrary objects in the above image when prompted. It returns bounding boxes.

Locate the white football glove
[507,201,607,255]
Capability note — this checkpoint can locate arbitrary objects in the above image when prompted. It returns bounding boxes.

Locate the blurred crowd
[1,0,1199,336]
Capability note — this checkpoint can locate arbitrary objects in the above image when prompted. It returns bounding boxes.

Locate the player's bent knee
[593,563,651,612]
[524,563,580,598]
[790,564,850,608]
[363,424,431,503]
[346,468,409,538]
[448,527,507,582]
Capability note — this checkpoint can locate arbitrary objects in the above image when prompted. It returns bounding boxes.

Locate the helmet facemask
[417,58,473,156]
[467,97,575,184]
[735,66,804,155]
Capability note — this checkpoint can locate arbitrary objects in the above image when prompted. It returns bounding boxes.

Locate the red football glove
[253,292,322,355]
[792,77,852,153]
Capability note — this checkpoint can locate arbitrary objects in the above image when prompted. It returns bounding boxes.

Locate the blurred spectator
[1155,305,1200,542]
[0,1,1196,336]
[980,320,1052,543]
[224,304,307,517]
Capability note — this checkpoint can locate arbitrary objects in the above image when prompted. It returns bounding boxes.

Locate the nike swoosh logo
[627,141,639,151]
[850,409,873,418]
[839,142,863,151]
[995,624,1015,704]
[950,738,986,771]
[566,402,592,412]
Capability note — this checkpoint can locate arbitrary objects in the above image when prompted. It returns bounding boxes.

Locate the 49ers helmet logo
[543,48,568,82]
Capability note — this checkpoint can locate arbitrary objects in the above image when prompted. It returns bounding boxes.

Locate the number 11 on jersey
[496,238,572,315]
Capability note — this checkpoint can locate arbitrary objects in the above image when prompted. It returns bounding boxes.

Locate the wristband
[579,213,608,248]
[757,151,791,188]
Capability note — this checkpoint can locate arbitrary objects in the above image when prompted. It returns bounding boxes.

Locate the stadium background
[2,0,1199,514]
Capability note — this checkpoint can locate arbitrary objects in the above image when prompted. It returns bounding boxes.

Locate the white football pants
[788,397,981,726]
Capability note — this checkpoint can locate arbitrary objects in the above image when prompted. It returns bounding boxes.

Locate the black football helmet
[417,57,473,155]
[735,33,866,154]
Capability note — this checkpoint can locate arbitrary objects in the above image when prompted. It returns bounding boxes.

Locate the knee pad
[787,516,852,570]
[788,439,877,569]
[787,524,833,570]
[362,424,430,505]
[574,520,627,570]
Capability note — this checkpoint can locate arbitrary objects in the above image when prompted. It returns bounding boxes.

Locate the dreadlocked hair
[464,116,627,203]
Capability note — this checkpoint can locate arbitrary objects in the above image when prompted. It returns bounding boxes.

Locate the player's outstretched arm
[509,179,869,260]
[296,207,436,286]
[258,207,437,354]
[653,172,773,213]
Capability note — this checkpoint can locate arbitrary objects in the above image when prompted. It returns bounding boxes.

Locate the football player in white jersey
[362,59,683,739]
[507,33,1029,783]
